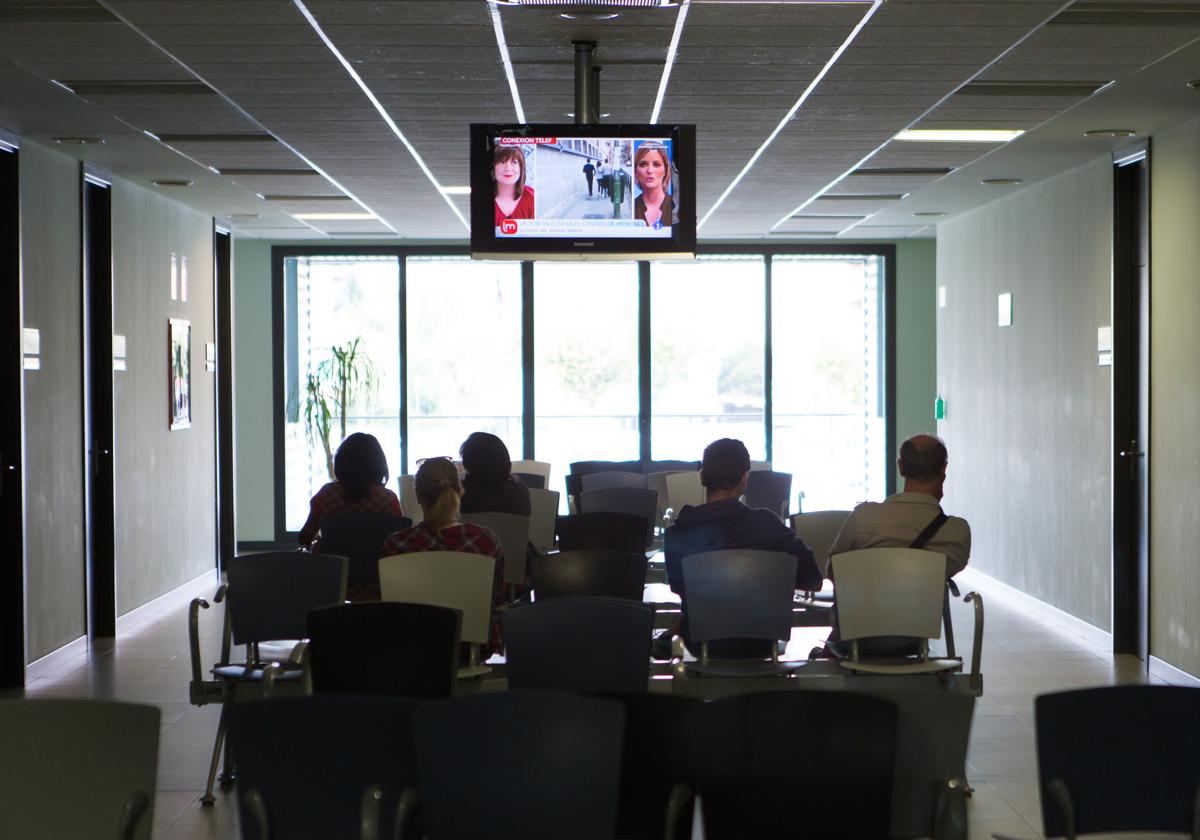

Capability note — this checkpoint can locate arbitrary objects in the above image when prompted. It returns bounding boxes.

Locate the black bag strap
[910,511,949,549]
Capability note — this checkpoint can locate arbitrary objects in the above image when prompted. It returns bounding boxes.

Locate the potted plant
[302,337,376,479]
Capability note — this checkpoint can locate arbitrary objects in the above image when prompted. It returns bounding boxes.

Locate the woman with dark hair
[493,145,535,226]
[298,432,403,547]
[459,431,530,517]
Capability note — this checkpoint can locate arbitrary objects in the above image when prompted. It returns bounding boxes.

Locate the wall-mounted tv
[470,123,697,260]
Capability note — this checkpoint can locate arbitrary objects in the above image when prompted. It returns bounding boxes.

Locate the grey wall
[112,177,216,613]
[20,141,85,660]
[936,157,1113,630]
[1149,117,1200,676]
[894,239,937,489]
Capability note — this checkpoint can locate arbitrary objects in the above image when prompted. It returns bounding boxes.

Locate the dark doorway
[214,227,234,570]
[1112,146,1150,660]
[0,140,23,689]
[82,169,115,639]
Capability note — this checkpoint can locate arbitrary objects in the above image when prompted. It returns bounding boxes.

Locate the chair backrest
[504,598,653,694]
[228,696,418,840]
[579,487,657,548]
[512,459,551,484]
[570,459,642,475]
[527,488,560,551]
[644,471,675,522]
[459,511,530,586]
[0,699,159,840]
[681,550,796,644]
[665,470,704,513]
[831,548,945,642]
[749,460,772,471]
[743,469,792,519]
[689,690,897,839]
[398,474,422,525]
[1035,685,1200,838]
[318,511,410,595]
[226,552,348,646]
[532,550,647,601]
[513,471,546,489]
[413,692,625,840]
[306,602,460,698]
[378,551,495,645]
[644,458,701,474]
[611,693,699,840]
[557,512,649,554]
[790,509,851,578]
[581,470,647,492]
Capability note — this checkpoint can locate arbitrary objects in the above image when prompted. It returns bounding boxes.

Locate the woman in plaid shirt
[298,432,404,549]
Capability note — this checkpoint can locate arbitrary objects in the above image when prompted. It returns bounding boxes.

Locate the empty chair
[1034,685,1200,840]
[188,551,348,804]
[399,474,423,525]
[570,458,642,475]
[409,692,625,840]
[665,470,704,517]
[579,487,658,548]
[790,509,850,578]
[505,598,653,693]
[306,601,460,698]
[459,511,530,588]
[557,511,649,554]
[532,549,647,601]
[513,471,545,489]
[743,469,792,519]
[319,510,410,600]
[680,549,797,676]
[645,470,676,523]
[379,550,496,676]
[611,693,698,840]
[688,690,898,840]
[527,487,560,551]
[644,458,701,474]
[0,699,159,840]
[512,458,551,489]
[581,470,647,492]
[228,696,419,840]
[749,459,772,471]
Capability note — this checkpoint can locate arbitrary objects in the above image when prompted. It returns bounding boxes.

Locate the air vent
[61,81,214,97]
[815,193,907,202]
[155,133,276,143]
[768,230,840,236]
[850,167,953,177]
[1051,2,1200,25]
[492,0,677,7]
[0,1,118,23]
[957,81,1109,97]
[787,213,867,220]
[261,194,351,202]
[218,168,319,177]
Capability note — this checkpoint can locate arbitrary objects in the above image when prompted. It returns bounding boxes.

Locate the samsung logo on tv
[573,242,595,247]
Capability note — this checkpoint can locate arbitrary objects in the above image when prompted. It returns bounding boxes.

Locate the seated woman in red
[297,432,403,549]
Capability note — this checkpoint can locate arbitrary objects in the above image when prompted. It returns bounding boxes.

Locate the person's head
[492,146,525,201]
[333,432,390,501]
[414,457,463,531]
[700,438,750,501]
[898,434,949,499]
[459,431,512,488]
[635,144,671,194]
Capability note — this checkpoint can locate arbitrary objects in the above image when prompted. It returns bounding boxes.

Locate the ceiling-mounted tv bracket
[573,40,602,125]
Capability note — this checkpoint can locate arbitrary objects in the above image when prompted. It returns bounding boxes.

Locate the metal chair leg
[218,716,237,788]
[201,706,228,805]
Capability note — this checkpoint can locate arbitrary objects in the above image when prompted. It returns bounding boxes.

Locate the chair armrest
[213,583,231,665]
[188,598,211,684]
[360,785,383,840]
[947,578,961,598]
[117,791,150,840]
[393,787,420,840]
[964,591,984,691]
[242,790,270,838]
[288,640,309,666]
[663,782,693,840]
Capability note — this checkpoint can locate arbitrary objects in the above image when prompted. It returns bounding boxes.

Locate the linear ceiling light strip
[292,0,470,230]
[650,0,691,124]
[489,1,527,122]
[697,0,884,229]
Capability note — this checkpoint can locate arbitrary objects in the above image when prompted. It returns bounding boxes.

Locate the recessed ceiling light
[1083,129,1136,138]
[228,213,260,220]
[292,212,377,221]
[565,112,612,118]
[815,193,907,201]
[152,179,193,187]
[894,129,1025,143]
[440,186,472,195]
[53,136,104,145]
[980,178,1023,186]
[913,211,946,217]
[851,167,954,177]
[560,11,620,19]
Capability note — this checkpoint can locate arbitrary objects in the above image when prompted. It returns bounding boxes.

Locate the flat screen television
[470,123,697,260]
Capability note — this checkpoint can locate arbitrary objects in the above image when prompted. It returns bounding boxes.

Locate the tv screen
[470,123,696,260]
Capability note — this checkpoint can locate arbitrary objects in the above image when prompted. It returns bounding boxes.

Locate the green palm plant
[303,337,376,479]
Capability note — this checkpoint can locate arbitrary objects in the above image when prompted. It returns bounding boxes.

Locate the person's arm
[941,518,971,578]
[663,528,684,596]
[297,491,323,546]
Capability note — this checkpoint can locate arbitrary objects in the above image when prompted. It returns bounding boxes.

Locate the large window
[651,256,765,461]
[406,257,522,466]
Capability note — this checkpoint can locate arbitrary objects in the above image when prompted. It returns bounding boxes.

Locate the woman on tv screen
[634,142,673,229]
[493,145,535,226]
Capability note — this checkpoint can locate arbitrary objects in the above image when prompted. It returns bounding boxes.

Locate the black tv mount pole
[573,40,601,125]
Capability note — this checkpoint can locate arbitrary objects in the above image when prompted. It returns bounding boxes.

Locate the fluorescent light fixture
[293,0,468,230]
[292,212,377,221]
[489,0,526,123]
[913,211,946,217]
[152,179,193,187]
[893,129,1025,143]
[53,136,105,145]
[1084,128,1136,138]
[980,178,1022,186]
[650,0,690,124]
[440,186,472,195]
[699,0,885,229]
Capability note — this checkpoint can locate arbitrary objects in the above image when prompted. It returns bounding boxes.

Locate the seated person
[460,431,530,517]
[825,433,971,656]
[297,432,403,550]
[663,438,821,657]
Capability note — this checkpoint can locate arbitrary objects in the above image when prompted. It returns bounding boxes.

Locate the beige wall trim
[116,569,219,633]
[1148,655,1200,687]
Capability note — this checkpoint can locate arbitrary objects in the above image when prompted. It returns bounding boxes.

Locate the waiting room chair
[512,458,551,487]
[459,511,529,590]
[579,487,658,548]
[188,551,348,804]
[378,550,495,677]
[0,698,159,840]
[665,470,704,520]
[398,474,422,525]
[531,549,647,601]
[790,509,850,578]
[569,458,642,475]
[505,598,653,694]
[679,549,798,676]
[581,470,647,492]
[609,693,698,840]
[527,487,559,551]
[742,469,792,519]
[645,470,677,524]
[306,601,460,698]
[557,511,649,554]
[749,459,772,471]
[831,548,982,681]
[1030,685,1200,840]
[319,510,410,600]
[406,691,625,840]
[513,471,545,489]
[644,458,701,474]
[687,690,898,840]
[227,695,419,840]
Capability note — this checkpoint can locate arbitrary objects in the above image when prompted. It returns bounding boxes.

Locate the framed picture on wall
[169,318,191,430]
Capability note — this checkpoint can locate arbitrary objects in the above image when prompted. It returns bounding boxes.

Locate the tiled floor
[17,567,1190,839]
